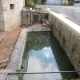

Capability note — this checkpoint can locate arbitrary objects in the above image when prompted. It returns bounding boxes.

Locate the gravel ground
[37,4,80,26]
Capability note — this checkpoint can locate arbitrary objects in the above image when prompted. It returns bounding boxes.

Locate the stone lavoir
[21,31,79,80]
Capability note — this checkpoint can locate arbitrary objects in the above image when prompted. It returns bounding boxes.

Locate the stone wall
[49,11,80,75]
[21,10,32,26]
[0,0,25,31]
[21,9,48,26]
[0,0,5,31]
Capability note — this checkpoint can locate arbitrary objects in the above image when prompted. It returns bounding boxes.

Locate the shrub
[33,0,38,4]
[18,74,23,80]
[41,0,46,4]
[25,0,35,8]
[68,0,75,5]
[25,0,29,4]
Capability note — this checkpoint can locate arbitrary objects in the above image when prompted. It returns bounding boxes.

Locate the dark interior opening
[10,4,14,10]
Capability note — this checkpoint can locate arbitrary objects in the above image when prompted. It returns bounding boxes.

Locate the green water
[21,31,78,80]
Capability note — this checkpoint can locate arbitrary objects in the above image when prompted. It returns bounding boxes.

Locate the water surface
[22,31,78,80]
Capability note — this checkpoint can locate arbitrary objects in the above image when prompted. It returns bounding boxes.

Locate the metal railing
[7,71,80,75]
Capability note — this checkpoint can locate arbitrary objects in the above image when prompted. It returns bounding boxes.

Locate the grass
[18,74,24,80]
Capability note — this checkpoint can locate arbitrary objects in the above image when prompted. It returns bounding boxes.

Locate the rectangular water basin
[21,31,78,80]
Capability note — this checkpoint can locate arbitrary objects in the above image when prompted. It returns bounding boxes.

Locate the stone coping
[28,27,51,31]
[48,10,80,37]
[0,69,18,80]
[0,28,28,80]
[7,28,28,70]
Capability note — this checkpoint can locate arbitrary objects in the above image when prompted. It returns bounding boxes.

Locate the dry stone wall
[49,11,80,75]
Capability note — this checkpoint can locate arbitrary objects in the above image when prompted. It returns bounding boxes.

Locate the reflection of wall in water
[21,31,50,72]
[49,32,78,79]
[22,45,29,72]
[27,32,50,51]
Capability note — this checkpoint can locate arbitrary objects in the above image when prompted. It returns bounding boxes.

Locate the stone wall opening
[10,4,14,10]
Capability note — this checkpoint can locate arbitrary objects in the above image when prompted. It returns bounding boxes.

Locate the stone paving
[0,28,22,68]
[0,32,7,42]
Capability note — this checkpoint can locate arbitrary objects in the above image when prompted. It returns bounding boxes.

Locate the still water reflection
[22,31,78,80]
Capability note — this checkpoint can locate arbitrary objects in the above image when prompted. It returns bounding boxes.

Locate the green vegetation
[49,23,54,28]
[26,32,50,51]
[41,0,46,4]
[64,78,78,80]
[16,69,21,72]
[25,0,35,8]
[18,74,24,80]
[68,0,75,5]
[16,69,23,80]
[33,0,38,4]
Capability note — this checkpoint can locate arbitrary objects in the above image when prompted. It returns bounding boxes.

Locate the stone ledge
[6,28,28,70]
[48,10,80,37]
[0,69,18,80]
[28,27,51,31]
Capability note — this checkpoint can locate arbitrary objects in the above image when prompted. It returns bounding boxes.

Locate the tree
[68,0,75,5]
[41,0,46,4]
[33,0,38,4]
[25,0,35,8]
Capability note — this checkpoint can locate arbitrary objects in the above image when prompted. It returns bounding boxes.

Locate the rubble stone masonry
[0,0,5,31]
[49,11,80,75]
[0,0,25,31]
